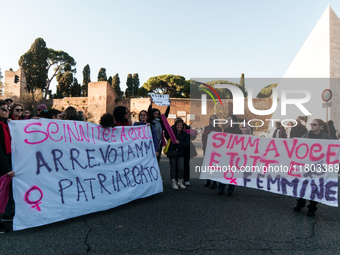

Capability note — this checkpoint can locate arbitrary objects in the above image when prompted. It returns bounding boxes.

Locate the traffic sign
[322,89,332,102]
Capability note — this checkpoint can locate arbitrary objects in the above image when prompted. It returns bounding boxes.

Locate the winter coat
[290,124,308,138]
[273,127,287,138]
[302,130,331,139]
[167,128,189,157]
[0,118,12,177]
[133,121,159,152]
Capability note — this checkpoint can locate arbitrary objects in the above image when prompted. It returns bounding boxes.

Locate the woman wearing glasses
[294,119,331,216]
[9,103,24,120]
[133,110,159,157]
[0,100,15,234]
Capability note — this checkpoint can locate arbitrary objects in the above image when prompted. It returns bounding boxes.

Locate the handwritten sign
[9,119,163,231]
[200,132,339,207]
[151,94,170,106]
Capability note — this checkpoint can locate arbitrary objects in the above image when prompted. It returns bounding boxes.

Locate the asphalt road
[1,136,340,254]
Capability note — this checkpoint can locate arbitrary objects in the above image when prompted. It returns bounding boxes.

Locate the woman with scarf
[148,98,170,163]
[0,100,15,233]
[293,119,331,216]
[133,110,159,157]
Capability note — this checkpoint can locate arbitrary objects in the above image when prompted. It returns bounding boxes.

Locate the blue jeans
[218,183,235,193]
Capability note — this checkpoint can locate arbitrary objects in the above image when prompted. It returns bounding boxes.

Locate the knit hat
[37,104,47,111]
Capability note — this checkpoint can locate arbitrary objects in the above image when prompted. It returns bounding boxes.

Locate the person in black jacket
[169,117,197,186]
[218,115,242,196]
[290,118,308,138]
[327,120,337,139]
[293,119,331,216]
[0,100,15,233]
[167,119,189,190]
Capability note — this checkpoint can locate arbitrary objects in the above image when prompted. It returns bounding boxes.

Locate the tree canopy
[107,76,112,85]
[189,79,247,99]
[257,83,278,98]
[142,74,190,98]
[82,64,91,97]
[55,63,73,97]
[132,73,140,97]
[18,37,76,98]
[125,74,134,98]
[70,78,81,97]
[46,49,76,98]
[18,38,48,92]
[112,73,123,98]
[97,68,107,81]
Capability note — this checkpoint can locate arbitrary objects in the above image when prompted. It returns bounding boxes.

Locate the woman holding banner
[9,103,24,121]
[133,110,159,157]
[148,98,170,163]
[166,117,197,186]
[272,122,287,138]
[218,115,242,196]
[64,106,84,121]
[294,119,331,216]
[0,100,15,234]
[202,115,222,189]
[167,119,189,190]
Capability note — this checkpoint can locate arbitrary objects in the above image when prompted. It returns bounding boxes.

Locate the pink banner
[184,129,197,136]
[0,175,11,213]
[161,114,176,144]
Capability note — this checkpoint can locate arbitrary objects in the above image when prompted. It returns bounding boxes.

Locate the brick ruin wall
[2,69,274,131]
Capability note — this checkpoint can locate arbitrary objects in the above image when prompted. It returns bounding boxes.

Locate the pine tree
[125,74,133,98]
[112,73,123,98]
[82,64,91,97]
[107,76,112,85]
[97,68,107,81]
[18,37,48,91]
[70,78,81,97]
[56,63,73,97]
[132,73,140,97]
[240,73,245,88]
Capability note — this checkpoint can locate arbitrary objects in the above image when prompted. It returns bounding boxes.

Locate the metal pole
[326,107,328,122]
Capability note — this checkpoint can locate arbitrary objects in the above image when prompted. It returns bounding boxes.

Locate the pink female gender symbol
[223,171,237,185]
[24,186,43,211]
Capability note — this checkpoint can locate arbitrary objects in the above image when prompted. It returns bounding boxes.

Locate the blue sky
[1,0,340,95]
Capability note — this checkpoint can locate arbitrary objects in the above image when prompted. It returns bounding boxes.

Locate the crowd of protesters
[0,96,338,233]
[0,98,86,233]
[203,115,337,217]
